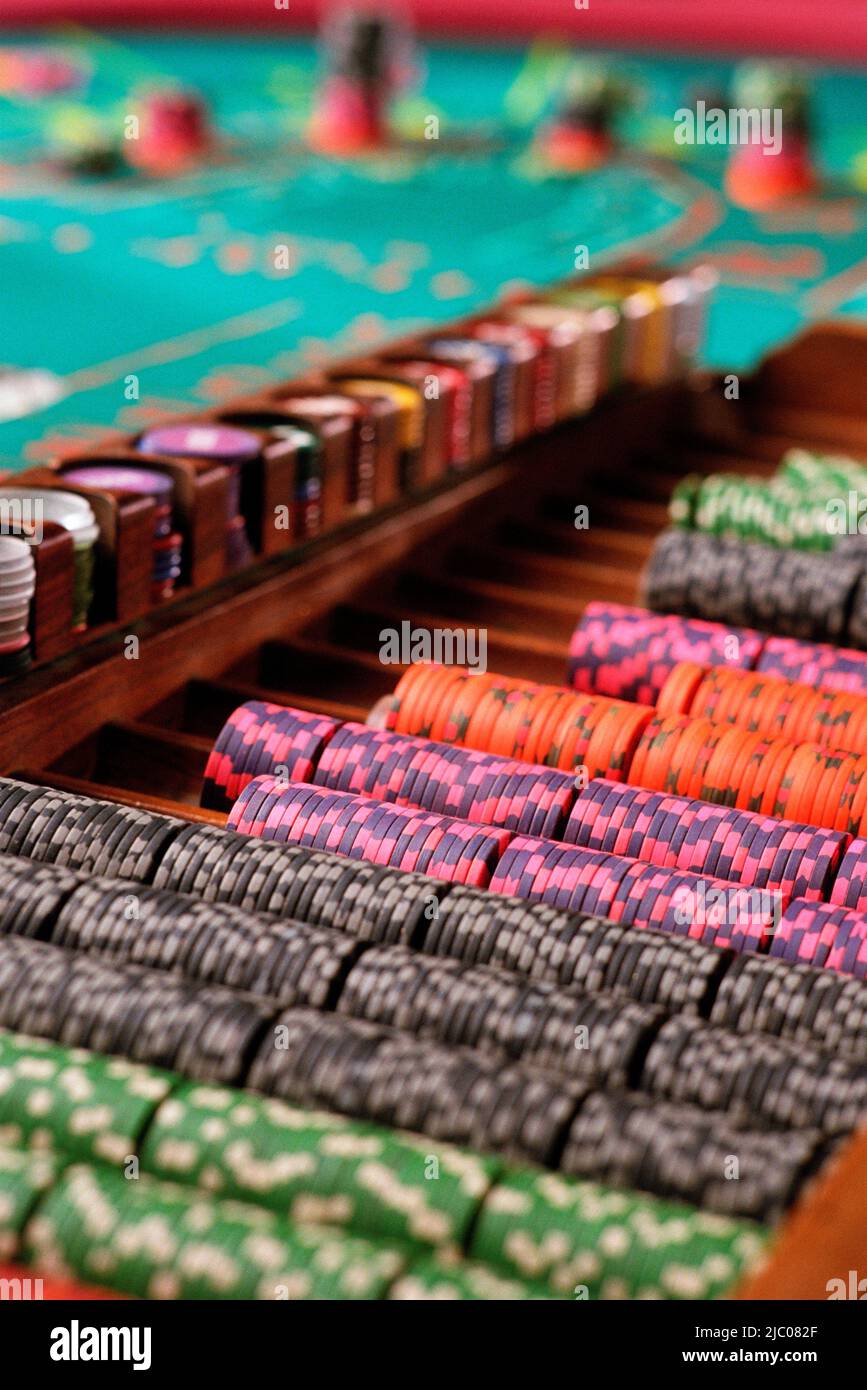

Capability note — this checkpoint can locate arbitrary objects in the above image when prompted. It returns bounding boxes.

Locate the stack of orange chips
[659,663,867,757]
[629,713,867,835]
[383,664,654,778]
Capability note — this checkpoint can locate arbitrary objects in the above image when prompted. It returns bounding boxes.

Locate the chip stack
[468,1168,766,1299]
[642,1016,867,1134]
[642,528,864,645]
[248,1008,584,1166]
[383,663,653,775]
[419,885,726,1010]
[757,635,867,694]
[336,943,664,1086]
[628,712,867,835]
[137,423,261,570]
[0,537,35,677]
[0,936,273,1085]
[0,779,185,880]
[489,835,775,952]
[561,1092,822,1223]
[312,722,577,836]
[154,822,450,945]
[62,463,183,602]
[708,953,867,1059]
[26,1163,404,1300]
[770,898,867,977]
[563,778,845,900]
[568,602,764,704]
[659,661,867,756]
[227,777,512,887]
[200,701,343,812]
[830,836,867,912]
[0,1146,60,1262]
[0,487,98,633]
[422,338,498,460]
[0,1030,173,1163]
[502,301,598,418]
[141,1078,499,1252]
[332,376,424,493]
[670,471,838,550]
[384,358,473,470]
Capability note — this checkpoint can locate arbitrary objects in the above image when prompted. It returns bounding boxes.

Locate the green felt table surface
[1,28,866,467]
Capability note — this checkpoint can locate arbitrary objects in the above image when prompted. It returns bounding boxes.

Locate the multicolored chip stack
[227,778,512,886]
[0,537,35,678]
[62,462,184,603]
[568,602,765,704]
[137,422,260,570]
[0,486,98,632]
[201,701,343,811]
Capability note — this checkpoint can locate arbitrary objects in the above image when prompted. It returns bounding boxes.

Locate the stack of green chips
[0,1146,61,1261]
[141,1079,500,1255]
[469,1168,768,1300]
[0,1031,174,1165]
[25,1163,407,1300]
[670,449,867,552]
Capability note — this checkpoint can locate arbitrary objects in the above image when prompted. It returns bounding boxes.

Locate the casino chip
[247,1008,584,1166]
[0,779,185,880]
[312,721,577,838]
[660,661,867,757]
[469,1167,766,1300]
[0,936,273,1086]
[227,777,512,887]
[642,528,865,646]
[26,1163,404,1300]
[141,1078,498,1252]
[708,953,867,1061]
[563,777,845,901]
[336,943,664,1086]
[757,635,867,694]
[51,878,363,1008]
[154,823,450,945]
[770,898,867,978]
[383,663,653,774]
[0,1146,60,1262]
[0,1031,173,1165]
[489,834,775,953]
[642,1016,867,1134]
[568,602,764,705]
[561,1091,822,1223]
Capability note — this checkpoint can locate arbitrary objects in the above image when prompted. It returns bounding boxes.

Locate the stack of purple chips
[313,723,577,837]
[567,602,765,704]
[62,463,183,602]
[137,423,262,571]
[563,778,846,902]
[757,635,867,695]
[829,837,867,912]
[771,899,867,978]
[227,776,513,887]
[201,700,343,812]
[489,834,775,953]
